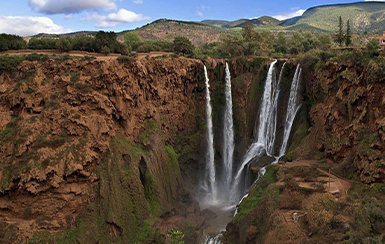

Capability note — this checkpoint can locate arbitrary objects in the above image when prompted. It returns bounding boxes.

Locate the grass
[233,165,279,222]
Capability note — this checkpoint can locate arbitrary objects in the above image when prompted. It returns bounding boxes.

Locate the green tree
[56,37,72,52]
[366,39,380,57]
[218,33,244,58]
[101,46,111,55]
[318,33,332,50]
[173,36,194,56]
[345,20,352,47]
[336,16,344,46]
[167,229,184,244]
[124,32,142,52]
[274,32,288,54]
[0,34,26,51]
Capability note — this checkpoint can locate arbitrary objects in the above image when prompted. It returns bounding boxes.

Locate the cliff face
[293,59,385,183]
[0,57,208,243]
[223,58,385,244]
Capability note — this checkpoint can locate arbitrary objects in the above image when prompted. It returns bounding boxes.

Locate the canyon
[0,54,384,243]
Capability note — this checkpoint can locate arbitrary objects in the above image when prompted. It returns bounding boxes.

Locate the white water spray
[230,60,278,201]
[223,63,235,191]
[279,65,302,157]
[204,65,217,201]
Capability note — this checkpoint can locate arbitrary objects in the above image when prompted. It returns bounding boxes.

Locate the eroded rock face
[0,57,208,242]
[295,61,385,183]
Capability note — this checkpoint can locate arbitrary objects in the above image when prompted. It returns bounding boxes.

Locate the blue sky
[0,0,382,36]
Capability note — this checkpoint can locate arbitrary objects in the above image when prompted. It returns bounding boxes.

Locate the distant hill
[119,19,227,45]
[202,16,279,29]
[202,2,385,33]
[26,2,385,45]
[293,2,385,33]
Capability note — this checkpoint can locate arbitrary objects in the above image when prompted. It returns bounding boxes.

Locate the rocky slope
[222,54,385,244]
[0,57,211,243]
[0,55,277,243]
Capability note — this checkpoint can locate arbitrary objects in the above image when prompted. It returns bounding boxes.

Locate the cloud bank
[273,9,306,21]
[29,0,116,14]
[84,9,150,28]
[0,15,70,36]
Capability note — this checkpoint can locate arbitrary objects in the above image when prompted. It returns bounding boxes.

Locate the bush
[101,46,110,55]
[56,37,72,52]
[25,53,49,62]
[167,229,184,244]
[117,55,135,63]
[173,36,194,56]
[365,39,381,57]
[28,37,57,49]
[303,193,336,234]
[124,32,142,51]
[0,55,23,72]
[0,34,26,51]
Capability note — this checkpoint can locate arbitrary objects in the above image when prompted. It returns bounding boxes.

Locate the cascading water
[201,62,302,244]
[279,64,302,157]
[203,65,217,202]
[222,63,235,193]
[230,60,278,202]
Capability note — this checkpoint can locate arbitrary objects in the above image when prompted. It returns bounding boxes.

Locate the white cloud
[133,0,143,4]
[29,0,116,14]
[197,11,203,17]
[273,9,306,21]
[0,15,71,36]
[84,8,150,28]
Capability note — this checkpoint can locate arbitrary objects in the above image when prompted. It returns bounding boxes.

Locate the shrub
[101,46,110,55]
[0,34,26,51]
[365,39,380,57]
[124,32,142,51]
[167,229,184,244]
[117,55,135,63]
[28,37,57,49]
[56,37,72,52]
[173,36,194,56]
[303,193,336,234]
[0,55,23,72]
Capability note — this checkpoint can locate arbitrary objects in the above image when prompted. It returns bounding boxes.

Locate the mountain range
[35,2,385,45]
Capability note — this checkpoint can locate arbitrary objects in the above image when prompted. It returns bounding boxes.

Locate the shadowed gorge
[0,50,384,243]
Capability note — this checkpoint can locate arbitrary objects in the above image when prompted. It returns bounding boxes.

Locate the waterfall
[203,233,223,244]
[223,63,235,191]
[204,65,217,201]
[230,60,278,201]
[279,65,302,157]
[266,62,286,156]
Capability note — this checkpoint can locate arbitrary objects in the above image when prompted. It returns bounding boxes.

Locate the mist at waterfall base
[199,61,302,243]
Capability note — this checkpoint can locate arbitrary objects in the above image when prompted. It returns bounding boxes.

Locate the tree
[274,32,288,54]
[345,20,352,47]
[0,34,26,51]
[173,36,194,56]
[101,46,111,55]
[218,33,244,57]
[124,32,141,52]
[167,229,184,244]
[56,37,72,52]
[366,39,380,57]
[318,33,332,50]
[336,16,344,46]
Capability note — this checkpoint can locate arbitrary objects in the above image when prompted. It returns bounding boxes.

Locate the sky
[0,0,383,36]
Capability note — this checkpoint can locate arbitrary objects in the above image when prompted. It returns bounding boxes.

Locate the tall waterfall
[201,62,302,244]
[204,65,217,201]
[230,61,278,201]
[222,63,235,191]
[279,64,302,157]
